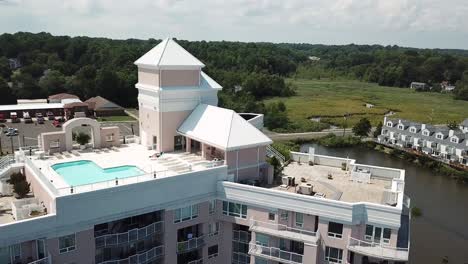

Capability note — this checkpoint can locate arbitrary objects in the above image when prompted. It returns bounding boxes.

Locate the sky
[0,0,467,49]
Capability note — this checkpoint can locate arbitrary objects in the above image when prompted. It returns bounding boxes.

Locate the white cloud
[0,0,467,48]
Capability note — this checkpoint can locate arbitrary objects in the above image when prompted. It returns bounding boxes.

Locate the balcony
[187,259,203,264]
[99,244,164,264]
[232,230,251,243]
[28,256,51,264]
[250,220,319,244]
[177,235,205,253]
[95,221,163,248]
[347,237,409,261]
[232,252,250,264]
[249,243,303,264]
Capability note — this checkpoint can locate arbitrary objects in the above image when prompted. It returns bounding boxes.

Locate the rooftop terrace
[261,151,404,206]
[27,143,224,195]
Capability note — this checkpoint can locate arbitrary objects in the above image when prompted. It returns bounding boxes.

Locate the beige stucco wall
[100,127,121,148]
[160,69,200,87]
[41,132,66,154]
[139,106,160,147]
[24,167,55,213]
[138,68,159,86]
[47,229,95,264]
[160,111,192,152]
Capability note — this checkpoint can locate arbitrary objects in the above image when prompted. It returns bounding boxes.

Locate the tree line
[1,32,468,129]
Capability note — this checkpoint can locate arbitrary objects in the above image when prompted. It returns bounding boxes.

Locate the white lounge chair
[71,150,80,156]
[111,146,120,152]
[53,152,63,159]
[62,151,72,158]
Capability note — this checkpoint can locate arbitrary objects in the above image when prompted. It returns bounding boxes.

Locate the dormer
[435,132,444,140]
[397,124,405,130]
[422,129,430,136]
[450,136,459,144]
[386,121,394,127]
[409,126,417,133]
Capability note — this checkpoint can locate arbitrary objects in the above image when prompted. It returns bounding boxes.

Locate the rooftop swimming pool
[51,160,145,186]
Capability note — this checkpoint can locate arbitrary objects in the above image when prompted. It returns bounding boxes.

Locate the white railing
[23,155,59,196]
[99,244,164,264]
[95,221,163,248]
[177,235,205,253]
[266,145,286,163]
[250,219,317,239]
[348,237,409,261]
[0,154,15,173]
[27,256,51,264]
[249,243,303,264]
[232,230,251,243]
[187,259,203,264]
[56,170,168,195]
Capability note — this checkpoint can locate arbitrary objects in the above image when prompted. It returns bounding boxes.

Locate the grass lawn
[97,115,135,122]
[264,79,468,128]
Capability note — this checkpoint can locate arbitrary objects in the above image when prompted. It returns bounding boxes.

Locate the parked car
[4,127,18,136]
[10,112,19,123]
[0,113,6,123]
[52,120,61,127]
[23,112,33,124]
[46,111,55,120]
[55,116,65,122]
[37,116,45,124]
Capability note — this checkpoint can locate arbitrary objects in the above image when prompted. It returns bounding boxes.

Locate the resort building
[0,38,411,264]
[378,117,468,166]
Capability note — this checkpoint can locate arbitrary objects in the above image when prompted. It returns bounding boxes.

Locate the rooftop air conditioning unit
[281,176,289,186]
[299,183,313,195]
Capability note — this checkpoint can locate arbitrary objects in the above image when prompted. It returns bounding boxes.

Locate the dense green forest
[1,32,468,131]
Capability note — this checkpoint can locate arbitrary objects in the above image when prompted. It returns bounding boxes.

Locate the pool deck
[29,143,224,191]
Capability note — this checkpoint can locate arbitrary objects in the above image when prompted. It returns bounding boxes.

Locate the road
[264,128,354,141]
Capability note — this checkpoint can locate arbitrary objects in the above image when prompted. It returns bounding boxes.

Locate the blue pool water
[51,160,145,186]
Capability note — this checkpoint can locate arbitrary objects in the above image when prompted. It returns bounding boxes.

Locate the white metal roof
[61,98,82,104]
[0,103,64,112]
[177,104,272,151]
[134,38,205,69]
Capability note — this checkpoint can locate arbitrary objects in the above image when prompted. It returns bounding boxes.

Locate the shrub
[411,207,422,218]
[75,132,91,145]
[13,180,30,198]
[7,172,26,185]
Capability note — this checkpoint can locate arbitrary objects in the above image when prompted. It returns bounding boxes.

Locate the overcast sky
[1,0,467,49]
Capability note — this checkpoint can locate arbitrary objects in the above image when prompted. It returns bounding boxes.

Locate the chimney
[421,124,426,130]
[449,130,454,137]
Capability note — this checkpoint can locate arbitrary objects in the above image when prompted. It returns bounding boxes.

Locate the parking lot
[0,120,139,154]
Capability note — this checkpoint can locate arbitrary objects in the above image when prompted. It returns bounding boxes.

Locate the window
[173,205,198,223]
[451,137,458,143]
[222,201,247,219]
[256,234,269,246]
[423,130,429,136]
[59,234,76,254]
[209,200,216,215]
[10,244,21,260]
[365,225,391,244]
[325,246,343,263]
[255,257,268,264]
[208,245,218,259]
[105,134,114,142]
[398,125,404,130]
[208,222,220,237]
[328,222,343,239]
[36,239,46,259]
[386,122,392,127]
[280,211,288,221]
[268,212,275,221]
[295,212,303,228]
[410,128,416,133]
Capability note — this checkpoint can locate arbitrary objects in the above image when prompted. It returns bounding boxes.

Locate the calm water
[300,144,468,264]
[52,160,144,186]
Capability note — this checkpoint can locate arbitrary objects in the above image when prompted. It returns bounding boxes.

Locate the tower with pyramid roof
[134,38,222,152]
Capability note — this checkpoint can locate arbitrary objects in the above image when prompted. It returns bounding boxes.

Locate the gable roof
[85,96,123,111]
[177,104,272,151]
[48,93,79,100]
[134,38,205,69]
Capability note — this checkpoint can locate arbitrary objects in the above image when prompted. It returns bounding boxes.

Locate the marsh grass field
[265,79,468,128]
